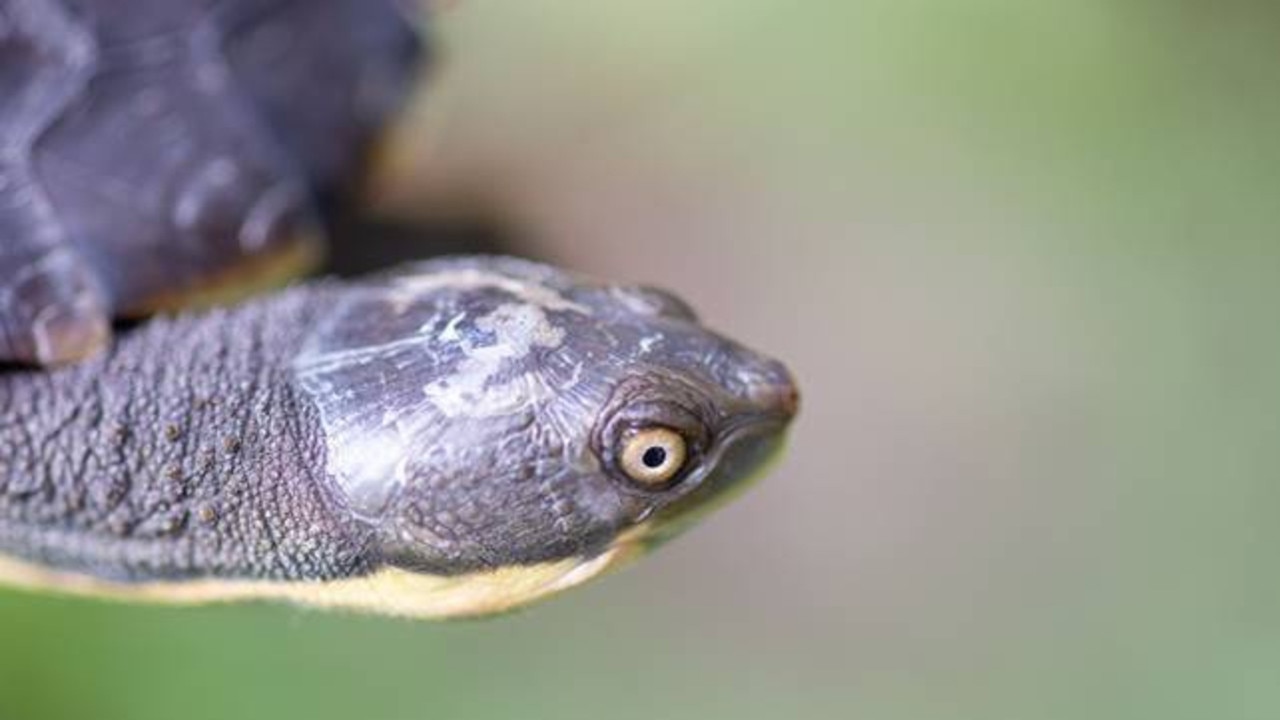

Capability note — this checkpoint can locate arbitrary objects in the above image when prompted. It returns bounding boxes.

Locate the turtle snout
[706,339,800,423]
[745,358,801,421]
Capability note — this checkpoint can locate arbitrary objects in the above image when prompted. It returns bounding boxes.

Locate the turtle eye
[618,427,690,488]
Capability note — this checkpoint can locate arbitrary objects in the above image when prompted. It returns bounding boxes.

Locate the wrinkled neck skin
[0,287,369,583]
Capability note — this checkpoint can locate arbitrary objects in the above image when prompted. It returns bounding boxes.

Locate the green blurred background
[4,2,1279,718]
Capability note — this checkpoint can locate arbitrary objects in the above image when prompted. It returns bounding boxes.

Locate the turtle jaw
[580,431,793,587]
[0,541,638,621]
[625,352,800,551]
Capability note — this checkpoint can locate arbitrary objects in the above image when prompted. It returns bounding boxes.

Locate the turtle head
[293,257,798,615]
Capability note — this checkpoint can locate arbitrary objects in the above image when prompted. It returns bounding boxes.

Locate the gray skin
[0,0,420,365]
[0,1,800,604]
[0,257,798,582]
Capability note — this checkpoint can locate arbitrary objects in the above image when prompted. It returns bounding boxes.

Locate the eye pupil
[642,446,668,469]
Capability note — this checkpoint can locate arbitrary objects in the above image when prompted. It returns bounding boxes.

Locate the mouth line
[628,420,791,549]
[727,411,791,437]
[696,414,788,476]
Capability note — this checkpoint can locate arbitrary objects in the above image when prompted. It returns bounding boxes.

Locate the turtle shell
[0,0,422,365]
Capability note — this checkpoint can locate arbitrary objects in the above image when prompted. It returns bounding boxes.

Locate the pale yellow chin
[0,532,652,620]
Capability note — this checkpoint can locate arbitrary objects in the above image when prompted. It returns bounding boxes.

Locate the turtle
[0,0,800,619]
[0,0,418,365]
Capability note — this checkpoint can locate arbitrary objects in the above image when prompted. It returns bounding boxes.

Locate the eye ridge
[592,377,714,492]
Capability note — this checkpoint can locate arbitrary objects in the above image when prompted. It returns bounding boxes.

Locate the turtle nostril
[778,383,800,418]
[763,381,800,420]
[746,360,800,420]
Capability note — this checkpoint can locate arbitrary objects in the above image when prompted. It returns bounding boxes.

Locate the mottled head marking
[293,257,798,584]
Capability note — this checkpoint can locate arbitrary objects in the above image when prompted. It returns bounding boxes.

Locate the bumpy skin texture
[0,287,373,581]
[0,0,420,365]
[0,258,798,584]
